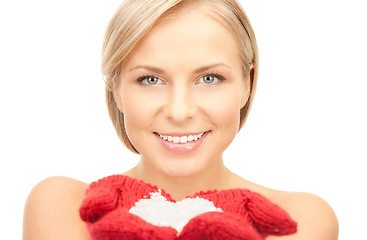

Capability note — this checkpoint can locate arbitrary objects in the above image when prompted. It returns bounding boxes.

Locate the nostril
[164,102,198,122]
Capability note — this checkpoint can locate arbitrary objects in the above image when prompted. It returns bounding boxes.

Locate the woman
[23,0,338,239]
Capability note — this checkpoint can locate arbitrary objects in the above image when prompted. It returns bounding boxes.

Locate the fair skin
[23,9,338,240]
[114,10,249,200]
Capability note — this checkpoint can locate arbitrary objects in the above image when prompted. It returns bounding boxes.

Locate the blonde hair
[103,0,258,154]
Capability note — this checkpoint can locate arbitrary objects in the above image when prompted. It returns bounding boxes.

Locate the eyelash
[136,75,163,85]
[136,72,226,85]
[197,72,226,84]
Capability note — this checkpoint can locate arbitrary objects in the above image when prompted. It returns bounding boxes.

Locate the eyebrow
[128,63,231,74]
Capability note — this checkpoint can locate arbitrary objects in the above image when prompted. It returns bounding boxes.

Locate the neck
[126,157,232,200]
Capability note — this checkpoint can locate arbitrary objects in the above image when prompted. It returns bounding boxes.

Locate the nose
[163,84,197,122]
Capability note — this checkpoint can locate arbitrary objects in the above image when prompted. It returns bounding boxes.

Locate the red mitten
[246,191,297,236]
[79,175,297,240]
[195,189,297,237]
[87,208,177,240]
[179,212,263,240]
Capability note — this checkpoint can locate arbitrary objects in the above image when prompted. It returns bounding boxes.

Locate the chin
[157,158,205,179]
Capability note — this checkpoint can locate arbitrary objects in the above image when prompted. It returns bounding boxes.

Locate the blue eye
[137,76,164,85]
[198,74,225,84]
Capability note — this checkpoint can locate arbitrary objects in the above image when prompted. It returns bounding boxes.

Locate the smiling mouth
[155,132,208,144]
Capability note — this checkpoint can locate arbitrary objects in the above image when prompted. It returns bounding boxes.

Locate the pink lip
[156,132,204,137]
[155,131,210,154]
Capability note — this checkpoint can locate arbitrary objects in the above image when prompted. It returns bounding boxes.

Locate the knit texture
[79,175,297,240]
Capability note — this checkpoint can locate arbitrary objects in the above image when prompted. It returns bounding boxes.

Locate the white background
[0,0,366,239]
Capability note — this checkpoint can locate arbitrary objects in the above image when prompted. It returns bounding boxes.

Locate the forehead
[123,10,241,72]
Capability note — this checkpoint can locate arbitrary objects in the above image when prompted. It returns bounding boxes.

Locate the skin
[114,10,250,200]
[23,9,339,240]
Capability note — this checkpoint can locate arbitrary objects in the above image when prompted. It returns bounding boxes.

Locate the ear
[240,64,254,108]
[113,85,124,113]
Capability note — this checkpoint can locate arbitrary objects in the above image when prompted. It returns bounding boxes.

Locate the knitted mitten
[79,175,297,240]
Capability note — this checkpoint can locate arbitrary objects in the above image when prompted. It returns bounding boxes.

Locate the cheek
[197,89,242,156]
[202,89,242,130]
[121,89,160,133]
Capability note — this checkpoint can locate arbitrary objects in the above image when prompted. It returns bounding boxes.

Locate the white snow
[129,191,223,234]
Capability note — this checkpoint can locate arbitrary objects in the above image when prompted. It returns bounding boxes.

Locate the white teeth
[158,132,206,143]
[180,136,188,143]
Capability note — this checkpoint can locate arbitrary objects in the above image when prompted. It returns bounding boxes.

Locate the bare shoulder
[229,174,338,239]
[267,191,339,240]
[23,176,91,240]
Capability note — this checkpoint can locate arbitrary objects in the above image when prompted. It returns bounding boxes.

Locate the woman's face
[115,10,250,177]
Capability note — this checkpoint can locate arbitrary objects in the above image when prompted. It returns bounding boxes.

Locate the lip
[156,132,205,137]
[154,131,210,154]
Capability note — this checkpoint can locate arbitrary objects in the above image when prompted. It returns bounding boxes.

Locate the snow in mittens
[129,190,223,234]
